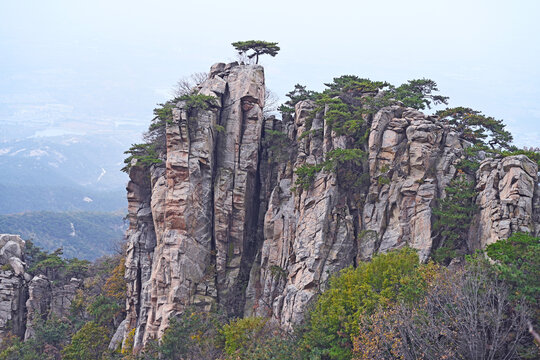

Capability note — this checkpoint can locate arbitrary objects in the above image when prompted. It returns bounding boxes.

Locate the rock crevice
[121,63,540,346]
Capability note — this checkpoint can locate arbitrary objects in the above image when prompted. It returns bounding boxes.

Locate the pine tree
[231,40,280,64]
[432,171,477,264]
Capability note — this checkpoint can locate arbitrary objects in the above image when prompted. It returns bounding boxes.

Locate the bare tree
[355,263,530,360]
[172,72,208,98]
[263,87,279,118]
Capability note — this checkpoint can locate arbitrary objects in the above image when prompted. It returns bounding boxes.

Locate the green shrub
[87,294,122,329]
[221,317,268,357]
[62,322,109,360]
[178,93,217,114]
[147,308,225,360]
[121,143,162,173]
[294,163,324,190]
[486,232,540,307]
[301,248,431,360]
[432,172,477,264]
[353,260,529,360]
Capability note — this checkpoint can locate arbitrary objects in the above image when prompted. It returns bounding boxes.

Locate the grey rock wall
[121,63,540,347]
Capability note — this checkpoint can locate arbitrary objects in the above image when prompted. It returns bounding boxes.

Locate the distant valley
[0,211,125,260]
[0,126,139,258]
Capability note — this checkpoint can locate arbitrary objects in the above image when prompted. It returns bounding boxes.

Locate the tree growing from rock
[436,106,513,151]
[231,40,280,64]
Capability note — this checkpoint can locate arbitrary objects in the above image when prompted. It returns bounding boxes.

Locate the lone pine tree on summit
[231,40,280,64]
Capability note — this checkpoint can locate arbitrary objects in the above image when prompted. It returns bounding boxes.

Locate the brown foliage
[353,263,530,360]
[104,259,127,302]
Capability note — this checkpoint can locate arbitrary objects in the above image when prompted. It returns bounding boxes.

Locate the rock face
[469,155,539,249]
[0,270,26,340]
[0,234,83,343]
[0,235,27,340]
[124,63,266,348]
[359,107,466,262]
[122,63,540,347]
[244,100,357,329]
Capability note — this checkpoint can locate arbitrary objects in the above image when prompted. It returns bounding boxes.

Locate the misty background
[0,0,538,256]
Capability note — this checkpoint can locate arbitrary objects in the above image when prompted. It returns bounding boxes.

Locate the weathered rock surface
[0,270,26,340]
[121,64,540,347]
[109,318,127,350]
[24,275,50,340]
[124,163,159,349]
[245,100,357,330]
[24,275,81,340]
[469,155,539,249]
[0,235,27,341]
[124,63,266,347]
[359,107,466,261]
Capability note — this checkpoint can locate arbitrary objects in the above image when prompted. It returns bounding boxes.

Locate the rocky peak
[124,62,266,348]
[121,63,540,348]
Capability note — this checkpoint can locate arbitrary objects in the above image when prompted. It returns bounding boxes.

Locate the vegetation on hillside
[0,241,126,359]
[0,211,125,260]
[4,64,538,359]
[69,242,535,360]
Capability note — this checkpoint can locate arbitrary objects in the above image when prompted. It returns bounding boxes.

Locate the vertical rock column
[213,65,265,316]
[247,100,357,330]
[124,163,159,349]
[142,99,219,343]
[0,234,28,341]
[132,63,266,345]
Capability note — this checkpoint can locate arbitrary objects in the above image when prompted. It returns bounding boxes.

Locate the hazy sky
[1,0,539,146]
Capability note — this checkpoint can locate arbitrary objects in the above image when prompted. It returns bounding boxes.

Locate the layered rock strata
[122,63,540,347]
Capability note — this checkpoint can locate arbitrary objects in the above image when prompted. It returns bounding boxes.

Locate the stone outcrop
[0,271,26,340]
[469,155,539,249]
[359,107,466,261]
[0,234,83,343]
[245,100,357,329]
[122,63,540,347]
[124,62,266,348]
[23,275,50,340]
[0,235,27,340]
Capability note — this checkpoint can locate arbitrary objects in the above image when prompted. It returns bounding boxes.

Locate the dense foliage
[0,241,127,360]
[287,75,450,191]
[353,258,530,360]
[300,248,433,360]
[431,171,477,264]
[486,233,540,308]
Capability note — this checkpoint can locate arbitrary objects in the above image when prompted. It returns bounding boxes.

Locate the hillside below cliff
[120,62,540,349]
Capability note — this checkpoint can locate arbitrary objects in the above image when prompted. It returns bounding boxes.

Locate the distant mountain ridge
[0,133,136,214]
[0,211,125,260]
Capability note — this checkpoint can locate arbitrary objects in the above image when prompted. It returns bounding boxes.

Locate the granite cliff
[121,62,539,349]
